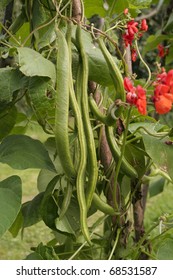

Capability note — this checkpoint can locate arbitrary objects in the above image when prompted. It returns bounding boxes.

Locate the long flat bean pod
[55,28,76,179]
[105,126,138,178]
[76,25,98,210]
[98,38,125,101]
[93,193,120,216]
[67,23,91,245]
[89,94,117,126]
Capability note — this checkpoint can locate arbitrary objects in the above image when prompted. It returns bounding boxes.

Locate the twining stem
[126,126,168,139]
[135,40,151,88]
[0,22,21,46]
[21,15,57,46]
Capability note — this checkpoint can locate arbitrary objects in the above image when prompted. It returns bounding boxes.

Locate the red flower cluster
[124,77,147,115]
[123,19,148,47]
[152,69,173,114]
[157,44,169,58]
[123,17,148,62]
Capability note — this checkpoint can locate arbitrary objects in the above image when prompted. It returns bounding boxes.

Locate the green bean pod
[55,28,76,179]
[89,94,117,126]
[76,25,98,210]
[98,38,125,101]
[93,193,120,216]
[67,23,91,245]
[105,126,138,178]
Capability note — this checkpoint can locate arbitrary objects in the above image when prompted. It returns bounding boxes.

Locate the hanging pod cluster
[54,23,138,244]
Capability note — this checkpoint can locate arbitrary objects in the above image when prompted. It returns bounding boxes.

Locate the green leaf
[107,0,128,14]
[164,13,173,32]
[27,77,55,128]
[0,106,17,141]
[38,23,56,50]
[128,121,165,134]
[55,198,80,236]
[107,0,151,16]
[73,28,119,86]
[0,134,56,172]
[25,252,44,260]
[84,0,106,17]
[0,176,22,238]
[143,35,169,54]
[37,169,58,192]
[40,176,60,230]
[125,143,146,177]
[0,68,24,109]
[32,0,49,29]
[9,210,23,237]
[149,176,165,197]
[25,243,59,260]
[142,135,173,181]
[22,192,44,228]
[17,47,56,82]
[128,0,152,9]
[156,238,173,260]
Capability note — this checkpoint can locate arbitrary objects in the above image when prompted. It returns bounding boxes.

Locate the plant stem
[108,228,121,260]
[113,106,132,209]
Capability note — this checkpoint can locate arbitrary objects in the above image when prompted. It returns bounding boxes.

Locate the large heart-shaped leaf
[0,134,56,172]
[0,176,22,237]
[143,135,173,181]
[84,0,106,17]
[17,47,56,82]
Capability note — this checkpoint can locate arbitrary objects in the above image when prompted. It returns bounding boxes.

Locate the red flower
[157,44,169,58]
[136,85,147,115]
[124,77,147,115]
[136,98,147,115]
[131,48,137,62]
[158,44,165,58]
[136,85,146,100]
[127,20,138,36]
[156,70,167,84]
[123,33,134,47]
[165,69,173,86]
[154,95,172,114]
[124,77,135,92]
[153,69,173,114]
[126,92,138,105]
[140,19,148,32]
[123,18,148,47]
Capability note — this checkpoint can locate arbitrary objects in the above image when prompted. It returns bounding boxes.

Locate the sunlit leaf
[0,135,56,172]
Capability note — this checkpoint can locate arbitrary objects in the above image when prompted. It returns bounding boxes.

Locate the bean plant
[1,0,173,260]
